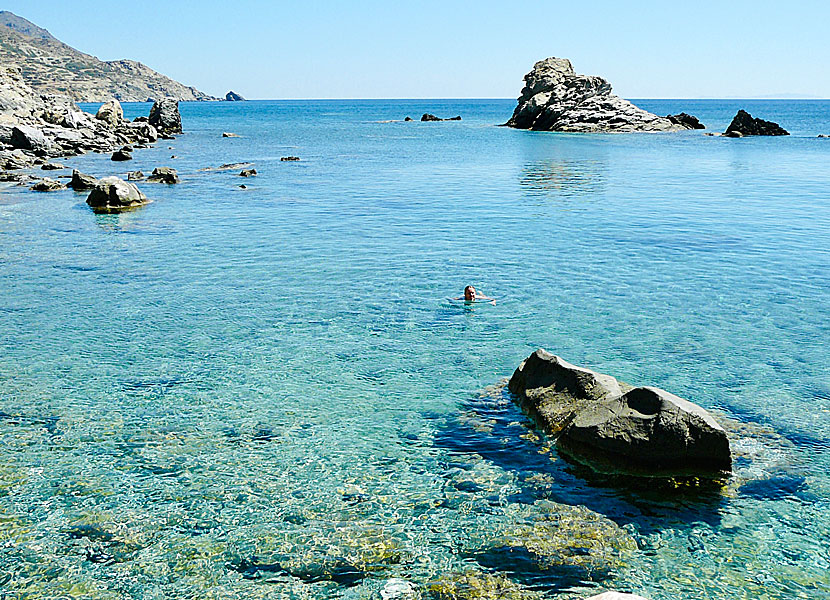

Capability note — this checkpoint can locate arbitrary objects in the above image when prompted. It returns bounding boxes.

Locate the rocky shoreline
[0,64,183,194]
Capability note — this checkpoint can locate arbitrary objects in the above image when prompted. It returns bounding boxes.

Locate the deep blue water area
[0,99,828,599]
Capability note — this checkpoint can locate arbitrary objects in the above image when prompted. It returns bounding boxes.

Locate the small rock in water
[666,112,705,129]
[280,156,300,161]
[404,116,413,121]
[818,134,829,138]
[723,130,743,138]
[30,178,65,192]
[239,168,257,177]
[238,184,247,189]
[222,132,241,137]
[225,90,246,101]
[121,144,134,153]
[171,155,178,159]
[381,578,421,600]
[147,167,179,184]
[724,109,789,136]
[126,170,144,181]
[41,162,65,170]
[111,149,132,161]
[86,176,149,212]
[69,169,98,190]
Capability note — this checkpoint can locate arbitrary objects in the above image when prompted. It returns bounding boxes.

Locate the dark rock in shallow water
[667,112,705,129]
[41,161,65,170]
[126,170,144,181]
[404,116,413,121]
[239,168,257,177]
[420,113,461,122]
[506,57,681,132]
[222,132,240,137]
[30,177,64,191]
[69,169,98,190]
[508,349,732,478]
[280,156,299,161]
[147,166,179,184]
[148,99,183,135]
[111,149,132,161]
[725,109,789,136]
[86,176,149,212]
[225,90,245,101]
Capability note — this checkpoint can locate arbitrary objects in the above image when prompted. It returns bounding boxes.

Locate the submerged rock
[148,99,182,135]
[666,112,704,129]
[381,578,421,600]
[86,176,149,212]
[505,57,682,132]
[30,177,64,191]
[69,169,98,190]
[509,349,732,478]
[146,166,179,184]
[724,110,789,136]
[428,571,543,600]
[586,594,650,600]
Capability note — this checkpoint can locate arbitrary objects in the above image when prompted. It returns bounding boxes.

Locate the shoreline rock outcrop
[724,110,789,136]
[667,112,704,129]
[1,65,159,171]
[508,349,732,478]
[421,113,462,122]
[505,57,684,133]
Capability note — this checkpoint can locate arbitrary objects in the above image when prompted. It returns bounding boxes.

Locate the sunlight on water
[0,99,828,599]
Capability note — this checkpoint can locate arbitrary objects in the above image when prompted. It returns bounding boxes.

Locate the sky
[4,0,829,99]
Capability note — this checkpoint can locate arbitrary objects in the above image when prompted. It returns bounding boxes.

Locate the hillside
[0,11,217,102]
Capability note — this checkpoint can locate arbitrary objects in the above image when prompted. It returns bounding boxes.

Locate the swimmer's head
[464,285,476,301]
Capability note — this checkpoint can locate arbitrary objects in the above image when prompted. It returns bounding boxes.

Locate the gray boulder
[147,166,179,184]
[509,349,732,478]
[0,148,35,170]
[111,148,132,161]
[126,170,145,181]
[505,57,682,132]
[148,99,182,135]
[508,350,623,433]
[69,169,98,191]
[11,125,53,154]
[95,99,123,127]
[86,176,149,212]
[30,177,65,192]
[225,91,245,101]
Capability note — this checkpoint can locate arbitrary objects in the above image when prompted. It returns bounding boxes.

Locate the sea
[0,99,828,599]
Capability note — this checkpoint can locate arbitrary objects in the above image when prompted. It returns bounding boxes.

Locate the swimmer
[454,285,496,305]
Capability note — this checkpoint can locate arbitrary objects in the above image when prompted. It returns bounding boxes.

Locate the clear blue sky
[6,0,829,99]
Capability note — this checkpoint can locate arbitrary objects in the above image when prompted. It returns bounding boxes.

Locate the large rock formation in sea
[0,10,217,102]
[505,57,685,132]
[508,349,732,478]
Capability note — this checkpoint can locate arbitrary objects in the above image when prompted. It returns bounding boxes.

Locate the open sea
[0,99,828,599]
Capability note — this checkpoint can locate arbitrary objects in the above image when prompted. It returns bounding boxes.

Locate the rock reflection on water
[520,159,607,199]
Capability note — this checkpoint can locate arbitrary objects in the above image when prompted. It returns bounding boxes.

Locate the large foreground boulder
[509,349,732,478]
[505,57,683,132]
[86,176,149,212]
[148,99,182,135]
[724,110,789,136]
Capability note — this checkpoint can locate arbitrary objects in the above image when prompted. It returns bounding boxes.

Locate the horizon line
[88,96,830,103]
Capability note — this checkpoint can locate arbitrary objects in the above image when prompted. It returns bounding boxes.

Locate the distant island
[0,10,217,102]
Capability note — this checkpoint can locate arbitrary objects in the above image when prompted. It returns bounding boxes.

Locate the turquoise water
[1,99,829,599]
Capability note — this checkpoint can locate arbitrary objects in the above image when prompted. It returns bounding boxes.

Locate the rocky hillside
[0,11,217,102]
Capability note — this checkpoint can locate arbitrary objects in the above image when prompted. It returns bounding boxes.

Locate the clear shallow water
[0,99,829,599]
